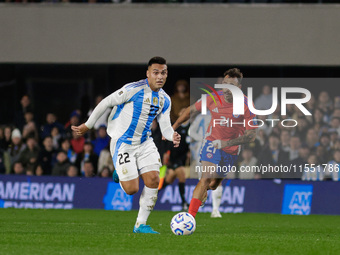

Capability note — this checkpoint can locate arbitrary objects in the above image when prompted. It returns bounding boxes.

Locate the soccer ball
[170,212,196,235]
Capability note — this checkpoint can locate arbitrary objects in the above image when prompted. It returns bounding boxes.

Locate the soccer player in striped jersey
[173,68,258,219]
[72,57,181,234]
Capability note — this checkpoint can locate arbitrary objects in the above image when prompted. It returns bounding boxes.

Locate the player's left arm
[158,97,181,147]
[212,129,257,149]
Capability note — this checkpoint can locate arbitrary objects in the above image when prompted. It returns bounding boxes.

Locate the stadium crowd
[0,84,339,181]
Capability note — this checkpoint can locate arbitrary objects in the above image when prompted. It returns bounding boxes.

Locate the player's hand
[71,123,89,137]
[212,140,222,149]
[172,132,181,148]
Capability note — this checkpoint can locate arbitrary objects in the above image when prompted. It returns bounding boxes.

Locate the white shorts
[110,139,162,182]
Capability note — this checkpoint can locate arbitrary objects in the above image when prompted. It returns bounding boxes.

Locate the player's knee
[199,178,212,188]
[144,172,160,188]
[125,186,139,195]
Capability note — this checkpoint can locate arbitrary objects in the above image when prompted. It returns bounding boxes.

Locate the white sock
[212,185,223,211]
[135,186,158,227]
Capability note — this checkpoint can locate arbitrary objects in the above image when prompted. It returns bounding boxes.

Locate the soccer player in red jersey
[172,68,258,218]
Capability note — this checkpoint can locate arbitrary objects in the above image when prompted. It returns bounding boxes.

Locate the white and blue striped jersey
[85,78,173,146]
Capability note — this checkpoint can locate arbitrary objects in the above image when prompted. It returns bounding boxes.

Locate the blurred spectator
[258,133,289,178]
[99,166,111,178]
[305,128,320,149]
[324,150,340,181]
[238,148,258,179]
[280,130,291,152]
[313,108,327,127]
[315,145,328,164]
[83,161,95,178]
[12,161,25,175]
[60,138,77,163]
[286,135,301,161]
[40,113,64,139]
[319,133,331,152]
[37,136,56,175]
[35,165,44,176]
[67,165,79,177]
[18,137,39,173]
[330,131,339,149]
[0,148,7,174]
[87,95,110,130]
[290,145,310,178]
[51,126,62,150]
[7,128,26,167]
[70,130,85,154]
[295,116,310,142]
[256,115,273,136]
[52,151,71,176]
[92,125,110,156]
[0,126,12,150]
[98,146,114,173]
[328,117,340,136]
[305,94,316,113]
[76,142,98,176]
[22,111,39,141]
[170,80,190,123]
[302,154,324,181]
[317,91,333,121]
[254,85,274,111]
[334,96,340,109]
[65,110,81,138]
[15,95,33,131]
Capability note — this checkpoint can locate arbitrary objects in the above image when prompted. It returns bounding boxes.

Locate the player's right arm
[71,88,128,136]
[172,104,199,131]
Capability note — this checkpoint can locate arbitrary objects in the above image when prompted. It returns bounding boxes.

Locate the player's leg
[188,160,217,217]
[133,140,162,234]
[110,142,140,195]
[189,140,221,217]
[211,182,223,218]
[174,166,188,210]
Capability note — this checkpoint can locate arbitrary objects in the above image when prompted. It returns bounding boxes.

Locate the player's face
[221,76,240,102]
[147,64,168,92]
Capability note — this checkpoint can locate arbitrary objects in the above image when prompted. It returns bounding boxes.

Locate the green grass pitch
[0,209,339,255]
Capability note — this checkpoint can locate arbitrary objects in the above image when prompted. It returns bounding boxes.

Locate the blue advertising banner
[1,175,340,215]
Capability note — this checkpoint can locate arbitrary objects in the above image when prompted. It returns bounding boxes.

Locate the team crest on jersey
[212,108,219,113]
[207,153,213,159]
[232,114,240,118]
[153,97,158,105]
[160,98,164,107]
[122,167,128,175]
[144,98,150,104]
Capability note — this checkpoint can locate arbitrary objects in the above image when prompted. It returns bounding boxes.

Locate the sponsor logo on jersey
[232,114,240,118]
[212,108,219,113]
[144,98,150,104]
[122,167,128,175]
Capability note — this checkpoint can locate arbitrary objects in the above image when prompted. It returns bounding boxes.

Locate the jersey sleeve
[85,87,129,129]
[157,95,174,141]
[244,103,258,130]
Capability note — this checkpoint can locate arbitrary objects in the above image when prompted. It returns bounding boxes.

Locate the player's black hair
[148,56,166,67]
[224,68,243,83]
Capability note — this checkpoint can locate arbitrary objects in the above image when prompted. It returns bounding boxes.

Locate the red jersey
[195,91,258,155]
